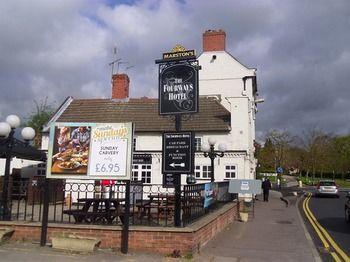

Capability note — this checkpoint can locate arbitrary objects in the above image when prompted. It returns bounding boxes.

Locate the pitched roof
[56,97,231,132]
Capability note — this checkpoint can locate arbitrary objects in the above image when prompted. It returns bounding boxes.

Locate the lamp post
[202,138,227,182]
[0,115,35,220]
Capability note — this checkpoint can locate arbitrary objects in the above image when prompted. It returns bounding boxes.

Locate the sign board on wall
[162,131,194,174]
[46,122,133,180]
[159,63,198,115]
[204,183,218,208]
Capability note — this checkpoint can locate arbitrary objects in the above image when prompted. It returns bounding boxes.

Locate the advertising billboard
[46,122,133,180]
[203,182,219,208]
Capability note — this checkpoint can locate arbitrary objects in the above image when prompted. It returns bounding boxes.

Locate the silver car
[315,180,339,198]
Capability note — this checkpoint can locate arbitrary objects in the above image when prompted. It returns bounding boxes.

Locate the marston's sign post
[156,45,199,227]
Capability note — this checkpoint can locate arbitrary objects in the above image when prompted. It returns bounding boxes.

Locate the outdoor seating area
[2,180,235,227]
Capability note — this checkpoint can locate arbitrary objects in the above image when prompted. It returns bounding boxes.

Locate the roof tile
[57,97,231,132]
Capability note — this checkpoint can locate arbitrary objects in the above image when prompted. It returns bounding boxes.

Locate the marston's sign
[162,50,196,61]
[159,63,198,115]
[162,131,194,174]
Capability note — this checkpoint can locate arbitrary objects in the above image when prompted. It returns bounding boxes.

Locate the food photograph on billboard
[46,122,133,180]
[51,125,90,175]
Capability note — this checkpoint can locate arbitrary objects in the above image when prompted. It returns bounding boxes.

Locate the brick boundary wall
[0,201,240,255]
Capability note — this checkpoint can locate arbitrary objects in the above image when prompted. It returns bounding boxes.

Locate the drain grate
[275,220,293,224]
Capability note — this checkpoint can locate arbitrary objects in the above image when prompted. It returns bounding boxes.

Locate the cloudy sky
[0,0,349,140]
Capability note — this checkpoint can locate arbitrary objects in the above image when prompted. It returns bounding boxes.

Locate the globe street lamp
[0,115,35,220]
[202,138,227,182]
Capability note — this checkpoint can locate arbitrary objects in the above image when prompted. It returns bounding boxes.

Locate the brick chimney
[203,29,226,52]
[112,73,129,99]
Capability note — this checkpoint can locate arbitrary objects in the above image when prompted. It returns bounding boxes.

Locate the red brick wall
[0,202,239,255]
[112,74,129,99]
[203,29,226,52]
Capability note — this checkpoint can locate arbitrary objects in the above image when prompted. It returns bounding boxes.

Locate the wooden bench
[63,209,120,223]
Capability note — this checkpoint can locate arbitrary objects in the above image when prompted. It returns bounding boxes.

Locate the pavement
[0,242,166,262]
[0,186,321,261]
[193,189,321,262]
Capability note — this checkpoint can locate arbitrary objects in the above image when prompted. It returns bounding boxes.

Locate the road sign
[276,167,283,174]
[162,132,194,174]
[159,63,198,115]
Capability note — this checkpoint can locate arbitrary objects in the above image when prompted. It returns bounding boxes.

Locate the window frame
[195,165,212,179]
[225,165,237,179]
[194,137,202,152]
[132,164,152,184]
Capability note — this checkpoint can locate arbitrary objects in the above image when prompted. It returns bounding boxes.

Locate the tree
[301,128,334,180]
[25,98,54,148]
[266,129,294,171]
[333,135,350,179]
[257,138,275,172]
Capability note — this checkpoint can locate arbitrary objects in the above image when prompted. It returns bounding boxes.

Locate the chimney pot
[112,74,130,99]
[203,29,226,52]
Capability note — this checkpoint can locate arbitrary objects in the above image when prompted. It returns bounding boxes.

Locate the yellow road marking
[302,194,330,250]
[303,193,350,261]
[331,252,343,262]
[305,194,350,261]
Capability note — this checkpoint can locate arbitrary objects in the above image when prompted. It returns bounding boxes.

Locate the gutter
[42,96,74,133]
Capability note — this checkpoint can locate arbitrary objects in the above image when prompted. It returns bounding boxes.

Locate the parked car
[315,180,339,198]
[345,192,350,223]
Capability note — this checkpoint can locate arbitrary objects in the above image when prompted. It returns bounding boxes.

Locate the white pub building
[42,30,261,185]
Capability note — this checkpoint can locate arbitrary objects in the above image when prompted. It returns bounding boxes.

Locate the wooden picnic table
[63,197,125,224]
[147,194,175,220]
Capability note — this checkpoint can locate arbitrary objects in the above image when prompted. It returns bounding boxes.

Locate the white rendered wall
[197,50,257,180]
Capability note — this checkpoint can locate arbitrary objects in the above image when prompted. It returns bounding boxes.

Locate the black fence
[1,178,235,227]
[182,182,235,226]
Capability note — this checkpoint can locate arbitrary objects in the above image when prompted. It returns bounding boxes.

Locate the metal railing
[182,181,236,226]
[1,179,234,227]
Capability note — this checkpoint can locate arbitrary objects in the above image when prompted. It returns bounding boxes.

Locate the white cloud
[0,0,349,137]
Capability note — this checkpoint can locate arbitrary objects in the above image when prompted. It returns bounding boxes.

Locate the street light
[202,138,227,182]
[0,115,35,220]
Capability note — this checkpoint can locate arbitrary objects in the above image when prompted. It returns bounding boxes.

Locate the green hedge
[299,171,350,180]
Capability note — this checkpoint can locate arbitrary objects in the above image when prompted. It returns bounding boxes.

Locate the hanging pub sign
[46,122,133,180]
[159,63,198,115]
[157,45,199,115]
